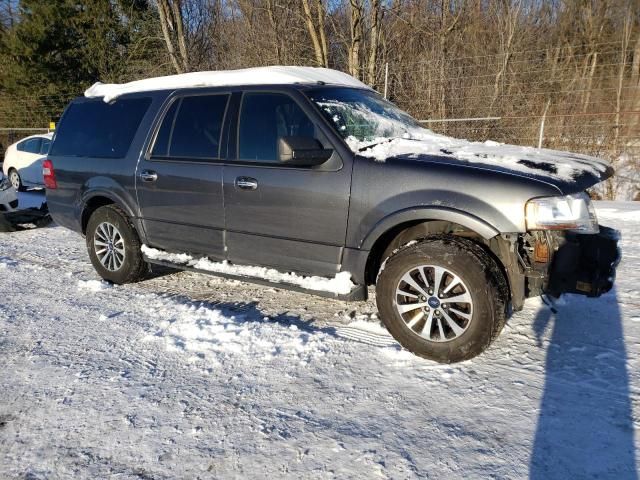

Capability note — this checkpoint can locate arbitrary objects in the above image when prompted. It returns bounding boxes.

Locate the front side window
[238,93,315,163]
[151,94,229,159]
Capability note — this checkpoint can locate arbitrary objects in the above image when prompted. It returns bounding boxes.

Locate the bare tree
[348,0,364,79]
[366,0,383,86]
[489,0,522,112]
[302,0,329,67]
[158,0,189,74]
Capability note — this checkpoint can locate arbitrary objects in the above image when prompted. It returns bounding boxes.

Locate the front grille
[9,199,18,208]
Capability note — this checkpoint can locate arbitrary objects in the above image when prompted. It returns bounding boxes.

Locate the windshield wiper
[358,137,400,152]
[357,135,422,152]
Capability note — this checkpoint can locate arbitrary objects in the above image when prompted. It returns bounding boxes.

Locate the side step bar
[143,257,368,302]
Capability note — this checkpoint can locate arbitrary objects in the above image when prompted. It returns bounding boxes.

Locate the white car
[2,133,53,191]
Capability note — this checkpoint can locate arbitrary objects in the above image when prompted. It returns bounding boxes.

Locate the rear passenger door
[15,137,42,177]
[21,137,50,186]
[136,92,230,259]
[223,90,352,277]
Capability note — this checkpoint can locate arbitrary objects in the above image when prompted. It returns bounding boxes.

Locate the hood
[355,136,613,193]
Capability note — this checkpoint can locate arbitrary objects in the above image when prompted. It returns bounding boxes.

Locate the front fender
[360,206,500,251]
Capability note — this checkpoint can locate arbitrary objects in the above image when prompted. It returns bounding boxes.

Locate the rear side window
[238,93,315,163]
[18,138,42,154]
[40,138,51,154]
[50,97,151,158]
[151,94,229,160]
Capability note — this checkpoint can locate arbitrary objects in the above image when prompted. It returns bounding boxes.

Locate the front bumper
[546,225,621,298]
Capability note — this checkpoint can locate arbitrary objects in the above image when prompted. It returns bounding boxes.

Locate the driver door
[223,91,352,276]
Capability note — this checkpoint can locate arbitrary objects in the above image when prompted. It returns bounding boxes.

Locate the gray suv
[46,68,620,363]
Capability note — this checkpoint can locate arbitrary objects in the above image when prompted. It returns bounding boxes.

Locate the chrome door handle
[235,177,258,190]
[139,170,158,182]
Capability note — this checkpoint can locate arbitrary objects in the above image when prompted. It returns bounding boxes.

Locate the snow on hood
[350,132,612,184]
[85,66,371,103]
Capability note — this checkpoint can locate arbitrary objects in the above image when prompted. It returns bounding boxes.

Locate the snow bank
[85,66,370,102]
[141,245,356,295]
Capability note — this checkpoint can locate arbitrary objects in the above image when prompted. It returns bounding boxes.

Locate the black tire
[8,169,23,192]
[34,214,53,228]
[376,236,508,363]
[0,214,16,232]
[85,204,149,284]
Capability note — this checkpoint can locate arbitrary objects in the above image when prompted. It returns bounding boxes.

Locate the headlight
[525,192,599,234]
[0,174,11,191]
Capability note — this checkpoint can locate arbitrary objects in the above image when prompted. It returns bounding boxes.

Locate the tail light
[42,159,57,189]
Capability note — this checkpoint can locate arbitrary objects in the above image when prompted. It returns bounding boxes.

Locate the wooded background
[1,0,638,199]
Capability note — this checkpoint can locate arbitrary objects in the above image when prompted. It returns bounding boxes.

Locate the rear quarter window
[50,97,151,158]
[18,138,42,154]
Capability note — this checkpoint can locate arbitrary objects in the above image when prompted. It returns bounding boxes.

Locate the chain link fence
[2,42,639,199]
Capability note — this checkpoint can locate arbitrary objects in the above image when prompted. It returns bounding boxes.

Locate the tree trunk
[157,0,189,74]
[348,0,364,79]
[316,0,329,67]
[582,52,598,113]
[170,0,189,71]
[266,0,282,64]
[367,0,383,87]
[157,0,184,74]
[302,0,327,67]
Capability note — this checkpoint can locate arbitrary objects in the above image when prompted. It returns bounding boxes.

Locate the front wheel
[86,205,149,284]
[8,169,23,191]
[376,236,508,363]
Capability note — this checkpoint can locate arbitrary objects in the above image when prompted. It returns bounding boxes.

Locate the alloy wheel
[94,221,125,271]
[395,265,473,342]
[9,171,20,190]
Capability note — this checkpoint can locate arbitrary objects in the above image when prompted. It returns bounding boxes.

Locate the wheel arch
[80,191,139,236]
[360,208,499,283]
[361,210,516,310]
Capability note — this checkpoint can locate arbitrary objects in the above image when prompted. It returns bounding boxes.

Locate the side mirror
[278,136,333,166]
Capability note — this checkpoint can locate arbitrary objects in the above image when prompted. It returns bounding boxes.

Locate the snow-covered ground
[1,199,639,479]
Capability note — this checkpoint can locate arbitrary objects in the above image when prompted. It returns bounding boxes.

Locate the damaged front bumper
[545,226,621,298]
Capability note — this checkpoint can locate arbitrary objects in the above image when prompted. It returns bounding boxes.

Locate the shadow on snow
[530,289,637,479]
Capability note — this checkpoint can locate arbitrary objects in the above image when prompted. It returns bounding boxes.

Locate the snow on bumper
[546,225,621,298]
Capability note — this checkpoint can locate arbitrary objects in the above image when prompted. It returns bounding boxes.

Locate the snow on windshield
[308,88,610,182]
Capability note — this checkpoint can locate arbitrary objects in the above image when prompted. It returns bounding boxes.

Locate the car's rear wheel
[376,236,508,363]
[86,205,149,284]
[8,169,23,191]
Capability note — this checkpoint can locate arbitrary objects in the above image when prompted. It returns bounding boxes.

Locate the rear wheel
[376,236,507,363]
[86,205,149,284]
[8,169,23,191]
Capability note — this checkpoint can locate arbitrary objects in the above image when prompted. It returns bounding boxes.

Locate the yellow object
[49,122,56,130]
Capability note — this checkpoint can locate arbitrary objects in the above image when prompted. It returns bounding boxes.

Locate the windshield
[306,87,429,151]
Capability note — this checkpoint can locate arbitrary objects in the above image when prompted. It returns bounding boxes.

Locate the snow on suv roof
[84,66,371,103]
